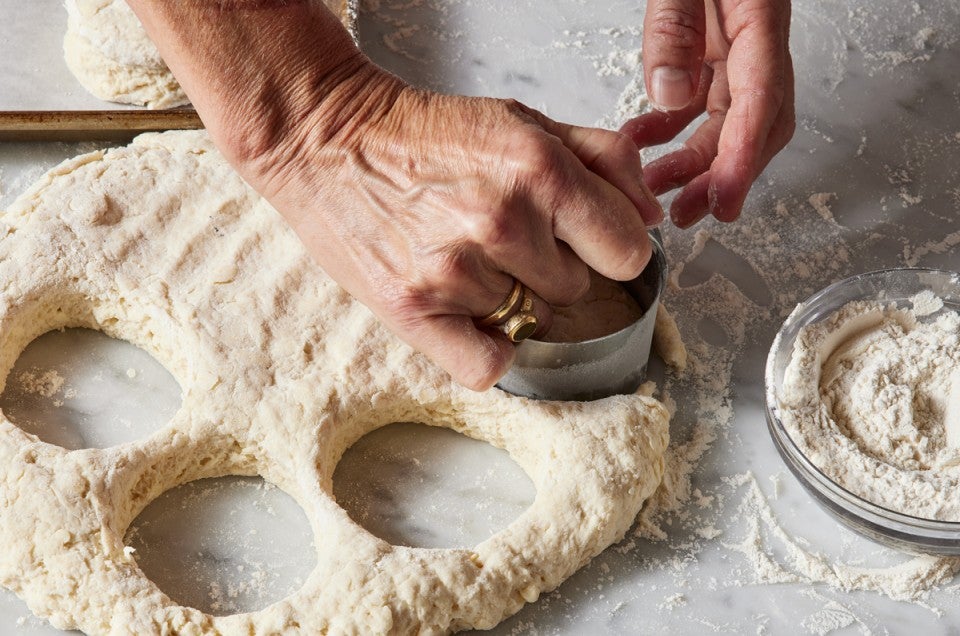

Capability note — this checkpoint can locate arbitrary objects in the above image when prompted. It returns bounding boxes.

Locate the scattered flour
[903,230,960,267]
[799,592,866,636]
[807,193,837,223]
[14,369,65,398]
[723,473,960,606]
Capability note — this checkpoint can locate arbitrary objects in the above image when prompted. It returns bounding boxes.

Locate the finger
[639,60,729,198]
[400,314,516,391]
[478,285,554,342]
[508,111,654,281]
[415,248,562,328]
[561,126,664,227]
[712,43,795,221]
[489,234,592,308]
[619,66,712,149]
[666,68,793,230]
[669,171,711,229]
[643,0,707,111]
[549,177,653,282]
[384,271,554,390]
[457,194,592,306]
[642,111,723,195]
[708,2,790,221]
[533,115,663,226]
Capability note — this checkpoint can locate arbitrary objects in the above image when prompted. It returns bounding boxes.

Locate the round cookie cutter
[498,231,667,401]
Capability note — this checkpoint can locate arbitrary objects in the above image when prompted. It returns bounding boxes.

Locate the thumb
[643,0,707,112]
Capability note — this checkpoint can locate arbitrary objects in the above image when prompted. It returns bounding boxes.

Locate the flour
[778,298,960,519]
[807,193,837,223]
[723,472,960,606]
[13,369,65,399]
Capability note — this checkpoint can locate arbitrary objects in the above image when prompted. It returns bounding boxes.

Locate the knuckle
[505,131,571,207]
[379,280,431,323]
[469,205,515,247]
[649,7,704,50]
[515,131,561,173]
[551,267,591,306]
[612,240,652,280]
[429,249,474,287]
[607,131,642,164]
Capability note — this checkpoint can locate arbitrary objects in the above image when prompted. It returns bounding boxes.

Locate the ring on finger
[501,294,538,343]
[478,279,524,327]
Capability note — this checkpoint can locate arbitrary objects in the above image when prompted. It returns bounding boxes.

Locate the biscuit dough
[0,131,669,633]
[542,269,644,343]
[63,0,357,108]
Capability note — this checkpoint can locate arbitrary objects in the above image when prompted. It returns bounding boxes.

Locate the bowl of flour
[766,268,960,554]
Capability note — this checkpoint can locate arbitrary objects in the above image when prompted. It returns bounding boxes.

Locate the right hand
[238,63,663,390]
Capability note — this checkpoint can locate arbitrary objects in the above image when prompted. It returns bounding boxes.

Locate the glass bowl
[765,267,960,555]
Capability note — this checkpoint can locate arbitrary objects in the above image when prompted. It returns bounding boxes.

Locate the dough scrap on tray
[0,131,669,633]
[63,0,358,109]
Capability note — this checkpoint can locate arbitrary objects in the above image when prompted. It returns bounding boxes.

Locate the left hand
[621,0,796,228]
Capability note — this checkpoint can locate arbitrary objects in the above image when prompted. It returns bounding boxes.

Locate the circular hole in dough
[697,316,729,347]
[124,476,315,617]
[332,422,536,549]
[0,328,182,450]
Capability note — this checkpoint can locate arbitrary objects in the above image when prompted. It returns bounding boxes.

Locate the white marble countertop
[1,0,959,633]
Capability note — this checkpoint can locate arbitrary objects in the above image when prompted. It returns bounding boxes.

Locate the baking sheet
[0,0,143,111]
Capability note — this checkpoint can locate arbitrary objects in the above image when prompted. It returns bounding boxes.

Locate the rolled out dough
[0,131,669,633]
[63,0,358,108]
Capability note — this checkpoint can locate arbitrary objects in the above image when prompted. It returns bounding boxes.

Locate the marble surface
[1,0,960,633]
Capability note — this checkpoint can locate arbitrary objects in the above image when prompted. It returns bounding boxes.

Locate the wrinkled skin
[251,68,665,389]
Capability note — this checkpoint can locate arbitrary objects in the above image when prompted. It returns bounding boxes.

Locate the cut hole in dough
[333,422,536,549]
[124,476,315,617]
[677,236,773,307]
[0,131,669,633]
[0,328,181,450]
[697,316,729,347]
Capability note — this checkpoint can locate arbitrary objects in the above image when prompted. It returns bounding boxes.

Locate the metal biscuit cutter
[498,230,667,401]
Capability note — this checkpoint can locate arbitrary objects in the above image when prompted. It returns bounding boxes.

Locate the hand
[246,67,664,390]
[127,0,663,391]
[620,0,795,228]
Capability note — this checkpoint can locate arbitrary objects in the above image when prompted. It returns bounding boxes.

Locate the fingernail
[645,207,665,228]
[707,181,720,217]
[641,183,665,227]
[650,67,694,112]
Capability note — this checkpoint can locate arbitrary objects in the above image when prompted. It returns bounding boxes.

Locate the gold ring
[502,295,538,342]
[478,279,524,327]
